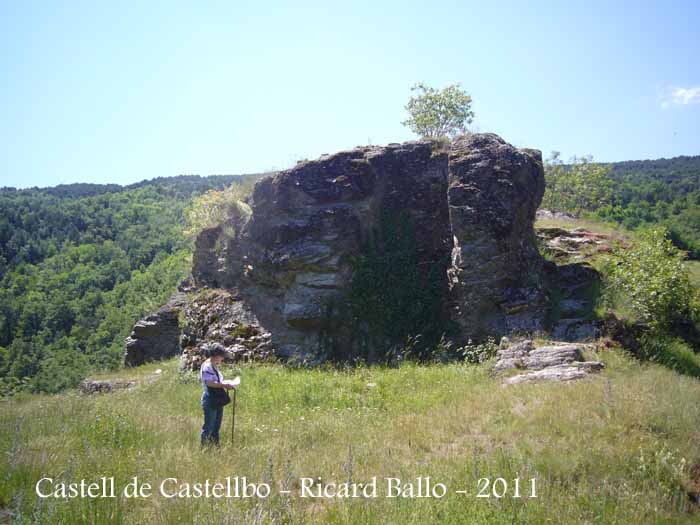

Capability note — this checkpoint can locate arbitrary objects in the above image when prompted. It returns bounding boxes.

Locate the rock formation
[537,226,618,342]
[446,134,546,340]
[189,139,453,361]
[124,292,186,366]
[123,133,565,367]
[79,378,136,394]
[495,339,604,384]
[179,289,274,370]
[178,133,547,365]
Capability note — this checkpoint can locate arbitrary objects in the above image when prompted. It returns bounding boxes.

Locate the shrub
[184,182,253,238]
[602,227,696,331]
[460,337,498,364]
[346,211,450,362]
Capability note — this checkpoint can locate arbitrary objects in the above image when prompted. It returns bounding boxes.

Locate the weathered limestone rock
[124,293,186,366]
[493,340,534,371]
[79,379,136,394]
[503,361,605,385]
[524,344,584,369]
[179,289,274,370]
[535,209,576,222]
[537,227,616,262]
[177,134,550,366]
[495,339,604,384]
[447,134,547,339]
[190,140,452,362]
[536,225,609,342]
[547,262,601,342]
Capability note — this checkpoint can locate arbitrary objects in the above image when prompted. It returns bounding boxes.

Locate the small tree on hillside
[402,83,475,139]
[541,153,613,216]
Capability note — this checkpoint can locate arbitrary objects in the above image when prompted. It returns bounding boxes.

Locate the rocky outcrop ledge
[495,339,604,384]
[124,293,186,367]
[125,133,563,368]
[79,379,136,394]
[185,133,547,364]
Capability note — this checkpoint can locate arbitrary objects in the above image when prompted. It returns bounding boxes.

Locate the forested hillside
[0,174,264,394]
[595,155,700,258]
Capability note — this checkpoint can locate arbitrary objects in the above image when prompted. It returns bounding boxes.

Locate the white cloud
[662,86,700,108]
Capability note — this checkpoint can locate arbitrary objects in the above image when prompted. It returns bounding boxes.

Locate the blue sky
[2,0,699,188]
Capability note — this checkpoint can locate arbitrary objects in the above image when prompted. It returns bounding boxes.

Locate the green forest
[542,154,700,258]
[595,156,700,258]
[1,155,699,395]
[0,175,262,395]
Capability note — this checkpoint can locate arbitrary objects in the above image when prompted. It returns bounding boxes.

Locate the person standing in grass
[200,343,235,447]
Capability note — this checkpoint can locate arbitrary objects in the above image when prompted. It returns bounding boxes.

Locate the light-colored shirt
[200,359,222,393]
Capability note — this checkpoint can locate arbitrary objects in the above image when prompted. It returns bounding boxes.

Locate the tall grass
[2,351,700,523]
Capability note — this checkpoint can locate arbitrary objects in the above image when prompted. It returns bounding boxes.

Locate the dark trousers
[201,395,224,447]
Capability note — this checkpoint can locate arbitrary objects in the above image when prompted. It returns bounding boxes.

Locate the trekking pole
[231,387,237,445]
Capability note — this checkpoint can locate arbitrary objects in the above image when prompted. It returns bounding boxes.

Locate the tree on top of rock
[402,83,475,139]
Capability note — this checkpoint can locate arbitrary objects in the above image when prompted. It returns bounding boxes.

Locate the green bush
[460,337,499,364]
[602,227,696,331]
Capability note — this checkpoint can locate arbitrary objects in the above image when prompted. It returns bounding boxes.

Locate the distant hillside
[1,173,266,199]
[0,173,267,271]
[0,172,268,394]
[606,155,700,188]
[592,155,700,258]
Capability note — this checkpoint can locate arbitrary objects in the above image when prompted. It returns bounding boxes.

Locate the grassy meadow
[2,347,700,524]
[687,260,700,289]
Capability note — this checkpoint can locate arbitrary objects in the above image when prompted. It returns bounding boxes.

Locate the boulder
[537,227,616,262]
[181,134,549,365]
[124,293,186,366]
[495,339,604,384]
[494,340,534,371]
[524,344,583,369]
[79,379,136,394]
[503,362,605,385]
